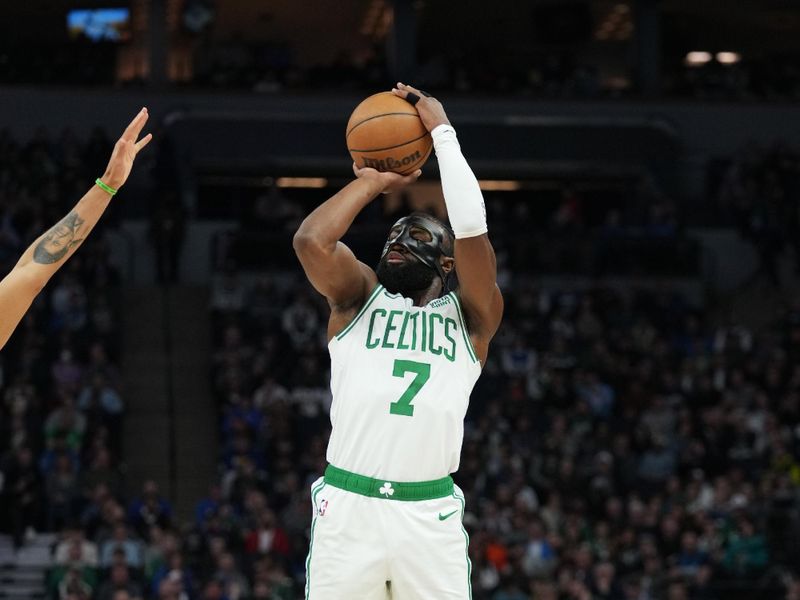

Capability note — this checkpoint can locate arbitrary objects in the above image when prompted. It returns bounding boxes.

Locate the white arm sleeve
[432,124,488,239]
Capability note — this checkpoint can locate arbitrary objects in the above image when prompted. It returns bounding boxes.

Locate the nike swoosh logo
[438,510,458,521]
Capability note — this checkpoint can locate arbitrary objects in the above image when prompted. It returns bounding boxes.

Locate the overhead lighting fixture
[716,51,741,65]
[685,51,712,66]
[276,177,328,188]
[478,180,521,191]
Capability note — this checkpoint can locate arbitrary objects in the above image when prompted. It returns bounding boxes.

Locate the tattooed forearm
[32,211,86,264]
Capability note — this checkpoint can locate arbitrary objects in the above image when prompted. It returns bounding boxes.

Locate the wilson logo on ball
[363,150,422,172]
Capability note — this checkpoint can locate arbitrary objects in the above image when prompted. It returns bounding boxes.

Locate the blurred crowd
[0,238,124,544]
[711,140,800,287]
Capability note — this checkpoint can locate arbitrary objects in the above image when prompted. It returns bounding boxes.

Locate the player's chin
[376,259,404,286]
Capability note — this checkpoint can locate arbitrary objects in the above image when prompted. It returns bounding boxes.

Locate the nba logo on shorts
[317,499,329,517]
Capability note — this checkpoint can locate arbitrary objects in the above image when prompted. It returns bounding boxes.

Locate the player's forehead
[389,215,440,235]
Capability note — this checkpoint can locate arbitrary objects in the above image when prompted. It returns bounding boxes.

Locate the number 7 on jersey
[390,359,431,416]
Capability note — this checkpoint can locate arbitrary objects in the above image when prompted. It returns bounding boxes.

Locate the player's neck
[408,281,444,307]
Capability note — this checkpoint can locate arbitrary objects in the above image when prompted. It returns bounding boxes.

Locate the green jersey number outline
[389,359,431,416]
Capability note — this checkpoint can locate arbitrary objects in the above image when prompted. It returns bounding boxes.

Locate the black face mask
[377,215,453,296]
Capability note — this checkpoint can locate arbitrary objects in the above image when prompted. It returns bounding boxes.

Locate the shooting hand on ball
[352,163,421,194]
[392,82,450,132]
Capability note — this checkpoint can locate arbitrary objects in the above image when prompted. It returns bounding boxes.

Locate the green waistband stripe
[324,464,454,501]
[335,284,384,341]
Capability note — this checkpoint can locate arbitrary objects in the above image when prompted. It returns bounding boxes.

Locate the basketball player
[293,83,503,599]
[0,108,152,350]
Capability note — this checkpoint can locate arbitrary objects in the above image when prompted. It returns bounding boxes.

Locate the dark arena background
[2,1,800,599]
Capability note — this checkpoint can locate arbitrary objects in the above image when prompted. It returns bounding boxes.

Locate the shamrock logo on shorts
[379,482,395,497]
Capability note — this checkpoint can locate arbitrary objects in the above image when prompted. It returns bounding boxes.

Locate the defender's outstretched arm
[0,108,152,350]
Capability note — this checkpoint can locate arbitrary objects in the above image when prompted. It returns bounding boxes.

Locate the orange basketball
[346,92,432,175]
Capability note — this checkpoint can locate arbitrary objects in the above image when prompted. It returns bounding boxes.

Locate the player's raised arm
[293,166,420,333]
[0,108,152,350]
[392,83,503,361]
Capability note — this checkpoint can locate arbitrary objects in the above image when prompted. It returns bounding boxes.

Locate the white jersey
[326,284,482,481]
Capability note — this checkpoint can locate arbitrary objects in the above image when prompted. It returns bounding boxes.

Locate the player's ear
[441,256,455,274]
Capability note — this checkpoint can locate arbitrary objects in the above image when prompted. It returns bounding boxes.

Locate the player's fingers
[391,86,408,99]
[404,169,422,183]
[135,132,153,152]
[122,108,148,141]
[397,82,424,96]
[395,83,432,108]
[352,162,362,177]
[121,111,144,142]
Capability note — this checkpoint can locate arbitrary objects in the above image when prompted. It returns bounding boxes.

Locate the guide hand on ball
[352,161,421,194]
[392,82,451,132]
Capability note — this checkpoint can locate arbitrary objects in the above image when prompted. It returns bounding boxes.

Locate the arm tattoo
[33,211,86,264]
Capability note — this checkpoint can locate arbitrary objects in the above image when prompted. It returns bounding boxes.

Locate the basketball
[346,92,432,175]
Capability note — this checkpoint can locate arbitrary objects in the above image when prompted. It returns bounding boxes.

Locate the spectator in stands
[100,524,144,568]
[80,447,123,499]
[57,566,94,600]
[214,551,250,600]
[85,342,121,389]
[51,348,84,395]
[4,446,43,546]
[45,453,80,531]
[127,480,172,540]
[45,397,87,452]
[54,526,99,567]
[244,508,290,557]
[96,564,144,600]
[48,538,99,598]
[77,373,123,416]
[194,484,223,527]
[151,551,194,599]
[722,516,769,577]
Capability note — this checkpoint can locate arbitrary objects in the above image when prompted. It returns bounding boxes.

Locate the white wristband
[432,124,488,239]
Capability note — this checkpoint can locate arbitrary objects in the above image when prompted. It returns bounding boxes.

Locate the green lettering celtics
[365,307,458,362]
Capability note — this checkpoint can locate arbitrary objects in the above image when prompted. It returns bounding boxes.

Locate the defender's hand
[392,82,450,132]
[352,163,421,194]
[101,108,153,191]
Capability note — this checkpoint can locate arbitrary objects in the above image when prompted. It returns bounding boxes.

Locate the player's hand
[352,163,421,194]
[392,82,450,132]
[101,108,153,190]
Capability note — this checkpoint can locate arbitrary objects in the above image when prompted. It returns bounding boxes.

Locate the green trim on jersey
[448,292,478,363]
[324,464,454,501]
[453,489,473,599]
[304,480,328,600]
[334,284,384,341]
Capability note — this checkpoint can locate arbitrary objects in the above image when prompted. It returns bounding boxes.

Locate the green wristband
[95,178,118,196]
